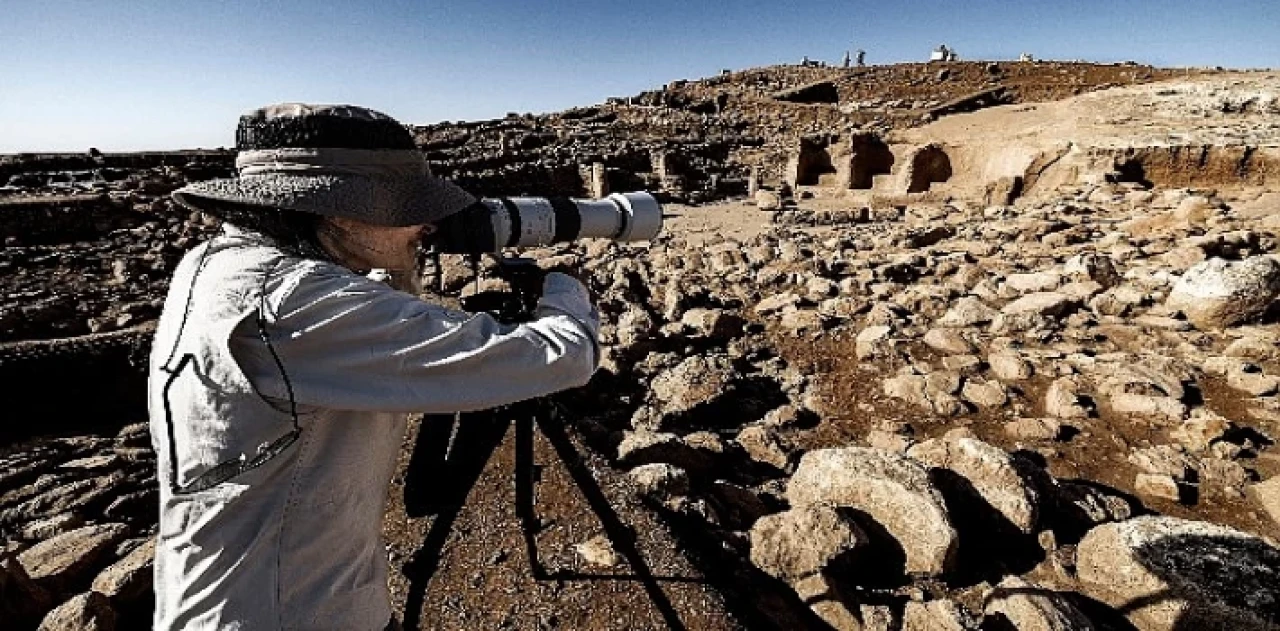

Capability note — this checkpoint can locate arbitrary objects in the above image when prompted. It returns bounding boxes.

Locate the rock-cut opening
[849,135,895,190]
[795,139,839,187]
[907,145,953,193]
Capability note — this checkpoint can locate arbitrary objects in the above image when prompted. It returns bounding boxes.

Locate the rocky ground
[2,64,1280,630]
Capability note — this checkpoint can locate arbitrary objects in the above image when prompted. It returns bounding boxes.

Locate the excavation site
[3,60,1280,630]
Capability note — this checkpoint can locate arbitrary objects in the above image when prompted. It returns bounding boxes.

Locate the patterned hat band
[235,147,431,179]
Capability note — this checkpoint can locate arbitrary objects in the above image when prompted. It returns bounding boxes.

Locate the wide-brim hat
[172,103,475,226]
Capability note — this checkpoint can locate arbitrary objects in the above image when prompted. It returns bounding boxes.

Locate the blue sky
[1,0,1275,152]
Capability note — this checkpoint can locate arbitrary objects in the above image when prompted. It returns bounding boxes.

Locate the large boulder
[749,504,867,581]
[1076,516,1280,631]
[907,433,1040,533]
[1166,256,1280,329]
[786,447,958,576]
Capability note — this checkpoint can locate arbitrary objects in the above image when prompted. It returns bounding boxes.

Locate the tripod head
[457,256,546,323]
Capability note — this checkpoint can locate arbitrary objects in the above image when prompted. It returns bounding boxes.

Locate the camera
[431,192,664,254]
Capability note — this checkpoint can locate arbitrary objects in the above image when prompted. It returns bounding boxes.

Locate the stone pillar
[589,162,609,198]
[748,166,760,197]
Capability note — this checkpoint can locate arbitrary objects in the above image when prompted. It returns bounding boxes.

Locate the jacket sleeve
[229,261,600,414]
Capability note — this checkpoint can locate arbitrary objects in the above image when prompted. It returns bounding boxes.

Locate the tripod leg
[401,411,510,630]
[514,402,548,579]
[534,411,687,630]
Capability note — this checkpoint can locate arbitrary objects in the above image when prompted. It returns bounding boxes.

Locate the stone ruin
[5,62,1280,630]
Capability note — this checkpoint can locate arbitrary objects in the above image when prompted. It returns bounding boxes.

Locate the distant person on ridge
[148,103,599,630]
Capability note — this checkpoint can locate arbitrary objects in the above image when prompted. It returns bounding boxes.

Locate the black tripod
[398,258,688,630]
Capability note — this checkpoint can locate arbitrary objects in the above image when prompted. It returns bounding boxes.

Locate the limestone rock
[988,351,1034,381]
[1044,376,1091,419]
[1001,292,1079,318]
[0,553,53,628]
[1248,476,1280,528]
[937,296,999,328]
[627,463,690,500]
[1077,516,1280,631]
[907,433,1040,533]
[649,355,737,419]
[755,189,782,211]
[617,431,717,474]
[90,538,155,602]
[924,328,975,355]
[749,504,867,580]
[18,523,130,594]
[1005,418,1065,442]
[902,599,978,630]
[37,591,116,631]
[787,447,958,575]
[1135,473,1183,503]
[735,424,793,471]
[1166,256,1280,329]
[575,535,623,568]
[984,576,1097,630]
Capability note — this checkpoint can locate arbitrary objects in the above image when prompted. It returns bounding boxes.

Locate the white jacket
[147,226,599,630]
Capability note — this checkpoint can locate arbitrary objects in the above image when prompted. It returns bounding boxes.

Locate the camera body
[432,192,664,255]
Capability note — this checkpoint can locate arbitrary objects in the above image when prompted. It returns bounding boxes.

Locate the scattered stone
[735,424,793,470]
[19,513,87,542]
[755,189,782,211]
[902,599,978,630]
[749,504,867,580]
[856,325,896,359]
[575,535,623,568]
[627,463,690,499]
[1249,476,1280,528]
[984,575,1097,630]
[18,523,131,593]
[1064,253,1121,288]
[1002,292,1079,318]
[1044,376,1091,419]
[787,447,958,575]
[1005,418,1065,442]
[617,431,716,474]
[37,591,116,631]
[1135,473,1183,503]
[1170,412,1231,451]
[90,537,155,602]
[1166,256,1280,329]
[924,328,975,355]
[960,378,1008,408]
[988,351,1033,381]
[937,296,999,327]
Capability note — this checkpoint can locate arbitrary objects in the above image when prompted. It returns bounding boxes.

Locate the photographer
[148,103,599,630]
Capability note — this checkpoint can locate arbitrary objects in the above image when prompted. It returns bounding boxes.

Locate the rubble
[3,63,1280,628]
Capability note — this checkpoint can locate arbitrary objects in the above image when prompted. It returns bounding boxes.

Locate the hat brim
[172,171,476,227]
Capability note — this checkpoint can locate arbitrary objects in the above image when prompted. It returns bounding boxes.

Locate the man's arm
[230,261,600,414]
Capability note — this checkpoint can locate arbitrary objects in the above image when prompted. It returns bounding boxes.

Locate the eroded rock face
[1166,256,1280,328]
[1076,516,1280,631]
[786,447,958,576]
